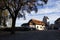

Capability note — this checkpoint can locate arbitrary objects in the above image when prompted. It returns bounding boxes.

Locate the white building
[28,19,45,30]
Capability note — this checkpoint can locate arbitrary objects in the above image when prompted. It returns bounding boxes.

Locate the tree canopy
[0,0,48,34]
[0,0,48,18]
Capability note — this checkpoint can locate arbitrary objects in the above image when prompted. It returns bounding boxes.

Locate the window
[37,26,38,28]
[40,27,42,28]
[42,25,43,26]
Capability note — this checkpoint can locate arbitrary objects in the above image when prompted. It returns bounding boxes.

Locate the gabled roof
[28,19,45,25]
[55,18,60,23]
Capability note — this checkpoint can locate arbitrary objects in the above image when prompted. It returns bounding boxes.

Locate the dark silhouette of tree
[0,10,2,25]
[0,9,8,27]
[0,0,48,34]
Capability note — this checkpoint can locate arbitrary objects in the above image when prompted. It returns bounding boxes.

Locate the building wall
[29,25,35,28]
[36,25,45,30]
[29,25,45,30]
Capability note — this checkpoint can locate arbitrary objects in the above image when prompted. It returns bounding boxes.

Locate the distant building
[21,19,46,30]
[54,18,60,30]
[49,24,55,30]
[21,23,29,28]
[28,19,45,30]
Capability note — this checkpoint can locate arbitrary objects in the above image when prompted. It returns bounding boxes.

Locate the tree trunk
[11,17,16,34]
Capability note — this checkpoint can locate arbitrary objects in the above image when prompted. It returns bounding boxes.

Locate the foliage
[0,0,48,19]
[0,0,48,34]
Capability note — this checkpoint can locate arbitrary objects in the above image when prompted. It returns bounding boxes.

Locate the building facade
[28,19,45,30]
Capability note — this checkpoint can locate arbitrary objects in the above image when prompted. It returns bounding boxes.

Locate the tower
[43,16,49,30]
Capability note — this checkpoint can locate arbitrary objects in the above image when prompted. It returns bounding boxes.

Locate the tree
[2,10,8,27]
[0,0,48,34]
[0,10,2,25]
[0,9,8,27]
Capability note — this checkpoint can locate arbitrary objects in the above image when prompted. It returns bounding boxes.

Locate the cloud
[36,0,60,14]
[15,0,60,26]
[16,12,60,26]
[37,8,60,14]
